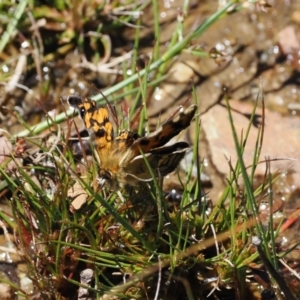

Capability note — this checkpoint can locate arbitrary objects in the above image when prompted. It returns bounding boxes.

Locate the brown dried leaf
[0,132,22,170]
[68,180,88,212]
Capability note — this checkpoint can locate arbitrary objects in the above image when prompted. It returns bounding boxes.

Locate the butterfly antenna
[130,103,144,129]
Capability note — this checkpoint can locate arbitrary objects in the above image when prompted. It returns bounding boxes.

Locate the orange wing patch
[68,96,114,163]
[68,96,197,190]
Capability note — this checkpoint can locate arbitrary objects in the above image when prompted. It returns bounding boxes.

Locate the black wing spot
[80,107,86,119]
[131,132,140,140]
[139,139,150,146]
[95,128,105,137]
[68,96,83,106]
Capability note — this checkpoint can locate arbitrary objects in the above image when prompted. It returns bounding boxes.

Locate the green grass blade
[0,0,28,53]
[15,1,237,138]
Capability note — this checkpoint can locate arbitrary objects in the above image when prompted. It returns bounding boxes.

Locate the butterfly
[68,96,197,190]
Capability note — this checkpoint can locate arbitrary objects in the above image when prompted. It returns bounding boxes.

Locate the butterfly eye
[79,107,86,119]
[100,170,112,181]
[132,133,140,140]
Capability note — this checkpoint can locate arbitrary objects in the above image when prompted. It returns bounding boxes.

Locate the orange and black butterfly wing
[123,142,189,182]
[121,105,197,165]
[68,96,114,162]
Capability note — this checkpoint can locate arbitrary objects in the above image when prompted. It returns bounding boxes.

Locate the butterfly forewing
[68,96,114,162]
[120,105,197,166]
